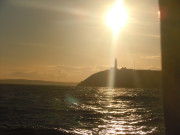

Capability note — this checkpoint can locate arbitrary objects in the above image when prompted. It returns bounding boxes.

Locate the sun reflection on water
[64,87,164,134]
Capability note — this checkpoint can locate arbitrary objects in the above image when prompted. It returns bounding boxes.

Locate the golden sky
[0,0,161,82]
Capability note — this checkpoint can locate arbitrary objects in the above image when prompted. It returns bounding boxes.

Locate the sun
[106,0,128,35]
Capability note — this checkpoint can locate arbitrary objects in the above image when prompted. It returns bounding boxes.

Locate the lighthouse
[114,58,117,70]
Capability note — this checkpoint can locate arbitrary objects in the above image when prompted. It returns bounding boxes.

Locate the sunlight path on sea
[0,85,165,134]
[64,87,164,134]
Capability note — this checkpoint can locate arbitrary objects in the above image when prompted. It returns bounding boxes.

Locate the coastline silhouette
[78,59,162,88]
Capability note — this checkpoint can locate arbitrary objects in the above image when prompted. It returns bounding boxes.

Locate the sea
[0,84,165,135]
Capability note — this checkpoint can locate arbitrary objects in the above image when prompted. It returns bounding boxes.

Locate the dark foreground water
[0,84,165,135]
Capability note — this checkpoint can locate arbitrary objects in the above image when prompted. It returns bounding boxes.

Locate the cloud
[128,32,160,38]
[10,0,97,20]
[0,64,110,82]
[46,64,110,81]
[142,55,161,60]
[9,71,38,78]
[46,64,109,81]
[143,66,161,70]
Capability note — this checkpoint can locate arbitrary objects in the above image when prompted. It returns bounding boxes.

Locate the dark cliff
[78,68,162,88]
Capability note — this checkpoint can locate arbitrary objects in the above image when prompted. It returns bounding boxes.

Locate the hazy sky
[0,0,161,82]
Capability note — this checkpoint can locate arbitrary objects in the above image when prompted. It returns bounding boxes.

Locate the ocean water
[0,84,165,135]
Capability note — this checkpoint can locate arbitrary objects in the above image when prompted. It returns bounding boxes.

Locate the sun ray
[106,0,128,88]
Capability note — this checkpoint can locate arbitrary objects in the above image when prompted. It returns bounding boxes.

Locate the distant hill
[78,68,162,88]
[0,79,78,86]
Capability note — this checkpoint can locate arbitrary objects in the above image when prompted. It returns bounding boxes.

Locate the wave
[0,128,75,135]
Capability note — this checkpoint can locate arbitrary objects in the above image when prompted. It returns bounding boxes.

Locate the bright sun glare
[106,0,128,35]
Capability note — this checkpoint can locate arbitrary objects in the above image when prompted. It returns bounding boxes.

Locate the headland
[78,59,162,88]
[78,68,162,88]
